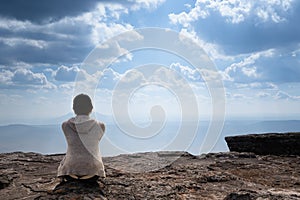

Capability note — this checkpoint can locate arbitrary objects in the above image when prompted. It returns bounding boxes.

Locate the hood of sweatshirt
[68,115,97,134]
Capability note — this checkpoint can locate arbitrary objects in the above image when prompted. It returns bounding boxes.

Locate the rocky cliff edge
[0,150,300,199]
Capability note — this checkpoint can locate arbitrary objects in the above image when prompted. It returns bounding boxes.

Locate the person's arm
[100,122,105,133]
[62,121,68,132]
[97,122,105,140]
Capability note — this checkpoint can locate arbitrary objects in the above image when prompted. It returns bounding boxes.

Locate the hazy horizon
[1,112,300,126]
[1,119,300,157]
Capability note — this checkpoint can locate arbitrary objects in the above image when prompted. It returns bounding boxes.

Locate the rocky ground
[0,150,299,199]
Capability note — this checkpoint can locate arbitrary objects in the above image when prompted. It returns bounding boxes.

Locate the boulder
[225,132,300,155]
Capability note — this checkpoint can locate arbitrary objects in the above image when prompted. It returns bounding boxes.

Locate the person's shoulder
[85,118,105,132]
[62,120,68,127]
[61,118,74,129]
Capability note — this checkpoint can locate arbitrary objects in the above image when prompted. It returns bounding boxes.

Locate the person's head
[73,94,93,115]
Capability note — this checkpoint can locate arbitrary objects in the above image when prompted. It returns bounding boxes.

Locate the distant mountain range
[47,112,114,125]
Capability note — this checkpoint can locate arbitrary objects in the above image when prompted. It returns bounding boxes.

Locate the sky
[0,0,300,125]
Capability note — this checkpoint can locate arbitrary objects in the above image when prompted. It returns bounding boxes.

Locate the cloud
[0,0,166,24]
[226,92,251,101]
[255,0,293,23]
[98,68,121,90]
[258,53,300,83]
[54,65,80,82]
[91,22,134,46]
[91,40,134,65]
[275,90,300,100]
[97,66,193,93]
[72,67,146,93]
[0,37,48,49]
[0,68,55,89]
[118,68,147,90]
[0,0,172,74]
[98,68,148,90]
[221,47,300,85]
[0,17,92,65]
[170,63,201,81]
[0,2,144,67]
[169,1,300,55]
[256,91,272,98]
[0,0,116,23]
[169,4,209,27]
[232,93,249,99]
[0,31,76,65]
[169,0,294,26]
[177,29,234,62]
[0,70,13,84]
[130,0,166,11]
[235,82,278,90]
[223,49,274,82]
[12,69,47,85]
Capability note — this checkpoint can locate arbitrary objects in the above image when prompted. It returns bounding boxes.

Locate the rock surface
[0,151,300,199]
[225,132,300,155]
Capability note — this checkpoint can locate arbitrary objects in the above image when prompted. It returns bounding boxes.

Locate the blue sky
[0,0,300,124]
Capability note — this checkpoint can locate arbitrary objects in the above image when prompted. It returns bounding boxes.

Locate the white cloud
[275,90,300,100]
[241,66,259,78]
[99,68,121,90]
[149,67,185,88]
[145,66,209,103]
[12,69,47,85]
[256,91,271,98]
[0,68,56,89]
[0,18,32,31]
[0,70,13,84]
[226,92,250,100]
[75,67,146,92]
[178,29,234,61]
[90,22,135,46]
[0,37,48,49]
[256,7,285,23]
[85,40,135,73]
[130,0,166,11]
[0,2,143,66]
[223,49,275,82]
[291,45,300,57]
[169,5,209,28]
[169,0,294,27]
[235,82,278,90]
[59,83,75,90]
[44,8,135,47]
[170,63,201,81]
[169,62,224,85]
[120,69,145,84]
[206,0,252,23]
[54,65,80,82]
[98,68,149,91]
[232,93,248,99]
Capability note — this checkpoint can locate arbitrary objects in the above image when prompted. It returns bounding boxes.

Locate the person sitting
[57,94,106,183]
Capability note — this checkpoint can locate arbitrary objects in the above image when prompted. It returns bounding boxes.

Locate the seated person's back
[57,94,106,181]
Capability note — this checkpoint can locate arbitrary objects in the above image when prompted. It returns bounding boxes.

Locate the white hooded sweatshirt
[57,115,105,178]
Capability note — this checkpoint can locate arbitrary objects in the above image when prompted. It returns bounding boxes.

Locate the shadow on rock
[50,179,106,200]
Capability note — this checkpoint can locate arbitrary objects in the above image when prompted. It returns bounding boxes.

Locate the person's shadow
[52,178,106,199]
